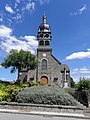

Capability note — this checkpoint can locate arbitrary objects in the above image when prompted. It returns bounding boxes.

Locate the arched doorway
[40,76,48,85]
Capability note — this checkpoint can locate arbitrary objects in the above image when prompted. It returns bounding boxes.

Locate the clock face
[43,53,46,57]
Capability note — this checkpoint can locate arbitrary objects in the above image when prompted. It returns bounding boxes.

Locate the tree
[1,49,38,80]
[76,77,90,90]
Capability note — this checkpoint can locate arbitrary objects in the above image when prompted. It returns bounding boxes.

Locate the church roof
[51,54,61,65]
[51,54,70,72]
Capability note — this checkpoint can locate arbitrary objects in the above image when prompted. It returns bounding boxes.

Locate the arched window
[45,34,49,38]
[45,41,49,46]
[40,34,43,38]
[42,59,47,69]
[39,40,44,46]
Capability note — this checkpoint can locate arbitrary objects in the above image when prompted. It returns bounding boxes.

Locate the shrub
[0,81,30,102]
[16,86,82,106]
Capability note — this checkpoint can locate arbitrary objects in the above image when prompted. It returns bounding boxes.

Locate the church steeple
[43,13,47,24]
[37,13,52,52]
[38,13,51,32]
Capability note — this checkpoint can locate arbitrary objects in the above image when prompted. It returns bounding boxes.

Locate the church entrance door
[40,76,48,85]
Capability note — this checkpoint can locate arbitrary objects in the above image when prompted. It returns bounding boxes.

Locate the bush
[16,86,82,106]
[4,85,23,102]
[0,81,30,102]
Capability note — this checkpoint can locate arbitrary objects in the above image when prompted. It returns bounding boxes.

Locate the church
[19,14,71,88]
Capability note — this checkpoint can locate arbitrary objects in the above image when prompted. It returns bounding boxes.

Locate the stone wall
[0,102,84,114]
[69,90,90,108]
[88,93,90,107]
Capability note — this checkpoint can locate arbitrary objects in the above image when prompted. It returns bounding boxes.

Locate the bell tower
[37,13,52,83]
[37,13,52,52]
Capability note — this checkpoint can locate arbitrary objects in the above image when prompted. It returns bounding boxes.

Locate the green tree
[76,77,90,90]
[1,49,38,80]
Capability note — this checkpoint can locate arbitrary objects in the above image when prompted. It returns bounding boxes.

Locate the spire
[43,11,47,24]
[38,12,51,32]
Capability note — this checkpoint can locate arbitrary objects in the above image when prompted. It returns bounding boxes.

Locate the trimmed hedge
[15,86,82,106]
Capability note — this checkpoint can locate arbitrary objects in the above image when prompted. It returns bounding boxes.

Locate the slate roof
[51,54,70,72]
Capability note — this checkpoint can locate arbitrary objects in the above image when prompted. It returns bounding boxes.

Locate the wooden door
[40,76,48,85]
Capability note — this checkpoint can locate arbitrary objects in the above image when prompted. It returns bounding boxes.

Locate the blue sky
[0,0,90,82]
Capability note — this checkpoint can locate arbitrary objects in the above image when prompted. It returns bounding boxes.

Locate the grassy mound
[15,86,81,106]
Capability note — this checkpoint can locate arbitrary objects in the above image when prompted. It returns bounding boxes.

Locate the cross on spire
[43,10,47,24]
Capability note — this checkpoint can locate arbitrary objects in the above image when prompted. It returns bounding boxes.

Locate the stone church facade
[19,14,71,88]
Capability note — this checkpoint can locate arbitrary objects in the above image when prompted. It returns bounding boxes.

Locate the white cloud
[66,49,90,60]
[1,0,50,25]
[13,13,22,21]
[70,12,77,16]
[22,36,38,48]
[72,67,90,73]
[0,77,14,81]
[0,25,12,37]
[71,68,79,75]
[71,77,80,83]
[79,4,87,14]
[0,25,38,54]
[25,2,35,11]
[39,0,50,5]
[13,1,36,23]
[72,75,90,83]
[71,67,90,82]
[0,78,7,81]
[70,4,87,16]
[5,5,14,14]
[73,68,79,72]
[80,67,89,71]
[79,67,90,74]
[87,48,90,51]
[80,70,90,74]
[16,0,21,3]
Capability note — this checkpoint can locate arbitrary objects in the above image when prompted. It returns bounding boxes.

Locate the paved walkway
[0,109,90,119]
[0,112,85,120]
